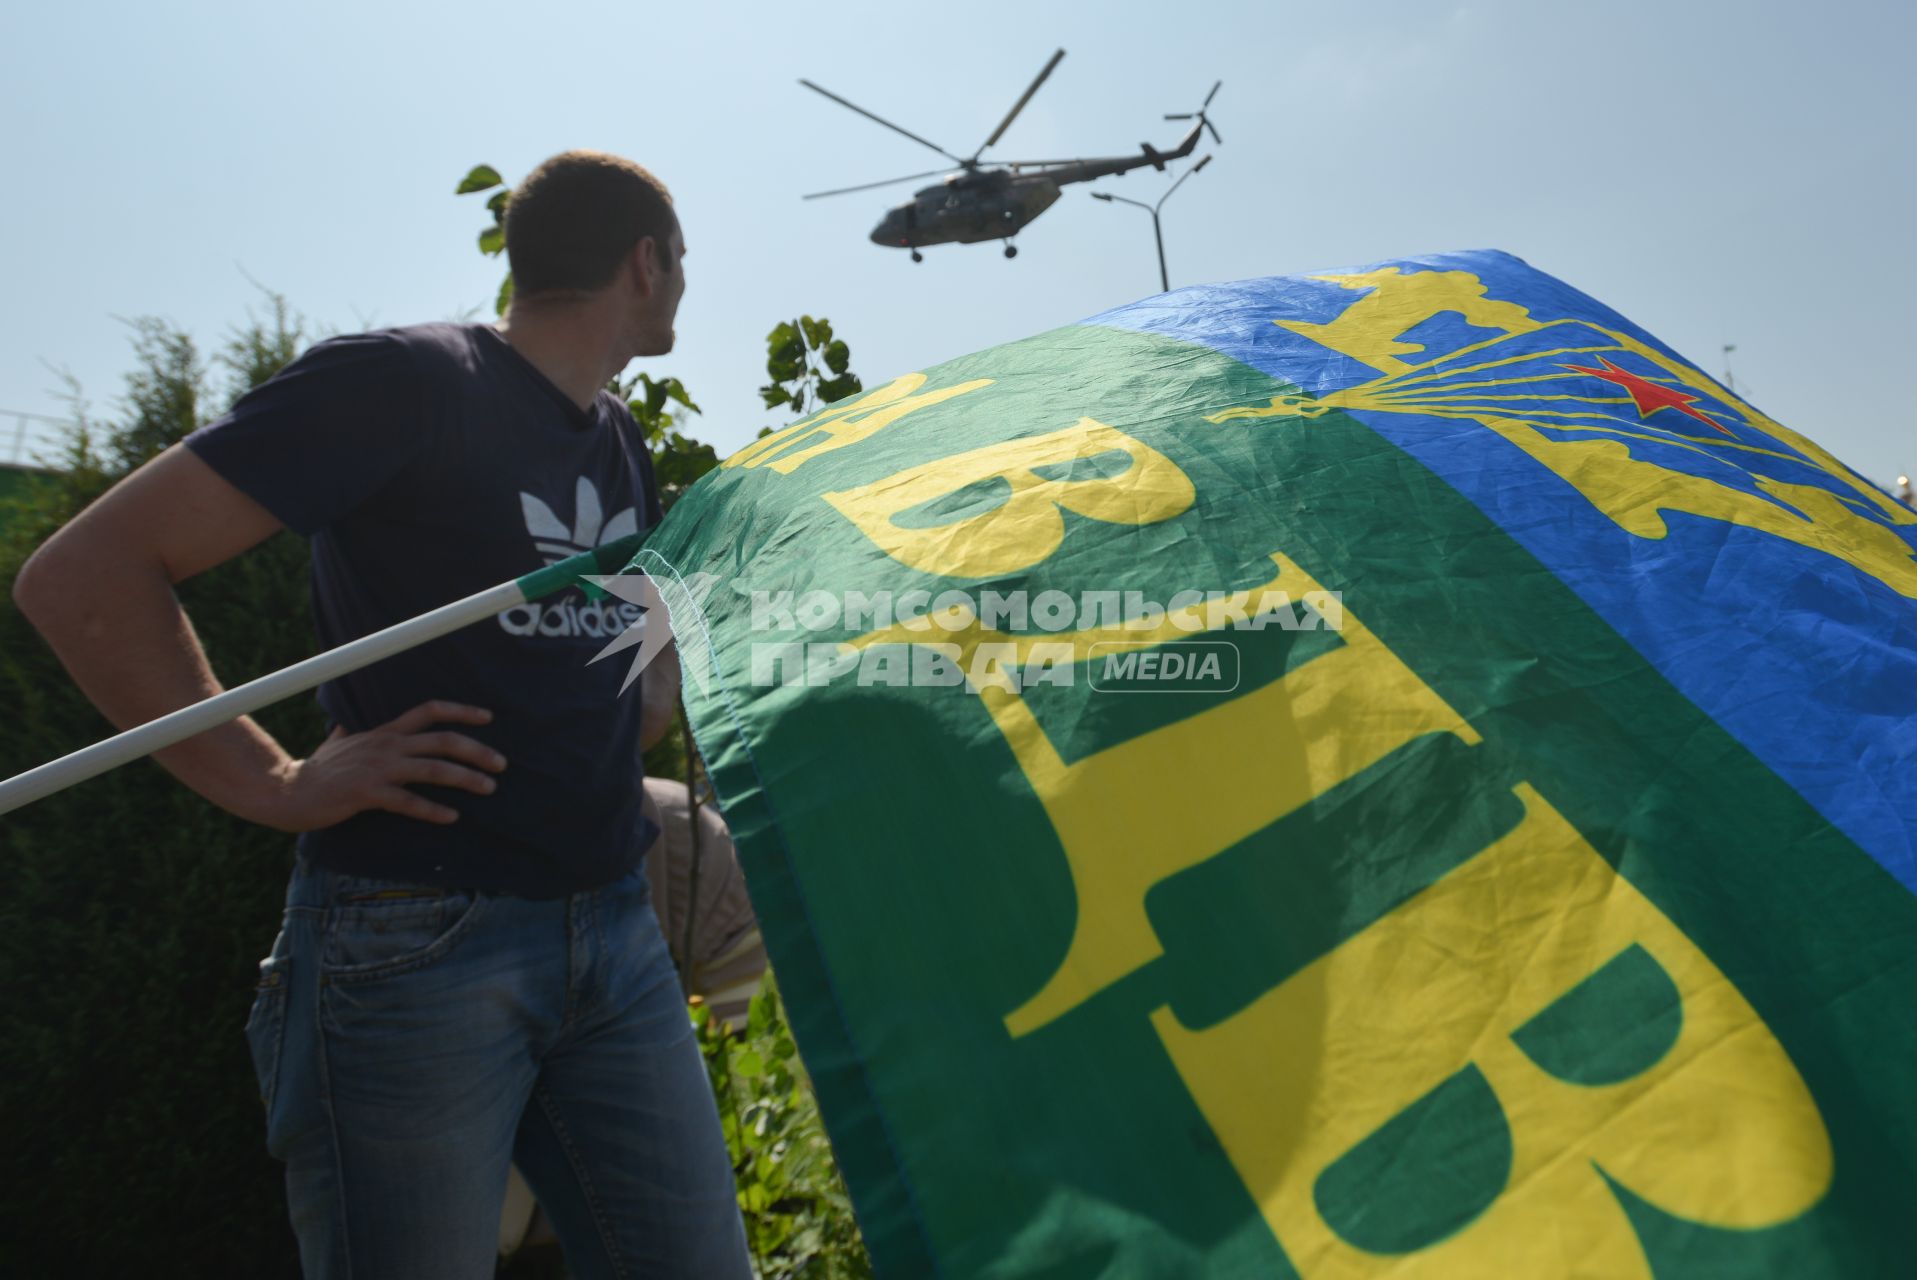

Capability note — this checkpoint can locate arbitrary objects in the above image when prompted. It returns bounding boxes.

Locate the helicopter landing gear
[1003,243,1019,259]
[910,248,924,263]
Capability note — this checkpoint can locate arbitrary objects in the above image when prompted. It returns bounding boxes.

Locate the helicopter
[800,50,1222,260]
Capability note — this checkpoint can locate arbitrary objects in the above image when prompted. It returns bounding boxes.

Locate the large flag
[635,250,1917,1277]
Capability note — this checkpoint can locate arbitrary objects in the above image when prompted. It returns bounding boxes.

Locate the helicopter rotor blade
[972,47,1066,163]
[798,79,964,165]
[802,168,955,200]
[1203,79,1221,108]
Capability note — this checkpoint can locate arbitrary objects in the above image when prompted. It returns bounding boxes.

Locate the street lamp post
[1092,154,1212,293]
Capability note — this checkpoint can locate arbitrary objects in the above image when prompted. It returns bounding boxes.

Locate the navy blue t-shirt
[185,323,663,897]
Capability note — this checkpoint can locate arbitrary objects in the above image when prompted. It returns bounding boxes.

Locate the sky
[2,0,1912,489]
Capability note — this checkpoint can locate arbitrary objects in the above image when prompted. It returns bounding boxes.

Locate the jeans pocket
[320,879,490,983]
[244,935,290,1111]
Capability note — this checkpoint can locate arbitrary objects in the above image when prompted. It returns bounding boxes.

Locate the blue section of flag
[1090,250,1917,893]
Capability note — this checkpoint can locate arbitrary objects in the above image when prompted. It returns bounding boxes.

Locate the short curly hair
[504,150,676,296]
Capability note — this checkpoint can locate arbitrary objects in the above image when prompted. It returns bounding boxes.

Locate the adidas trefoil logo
[521,476,638,564]
[497,476,643,641]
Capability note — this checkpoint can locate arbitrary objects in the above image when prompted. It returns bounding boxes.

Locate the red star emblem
[1561,356,1731,435]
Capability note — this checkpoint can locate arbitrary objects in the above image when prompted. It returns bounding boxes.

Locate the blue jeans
[244,858,752,1279]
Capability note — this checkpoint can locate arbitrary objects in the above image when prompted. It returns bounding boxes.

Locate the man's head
[505,150,685,355]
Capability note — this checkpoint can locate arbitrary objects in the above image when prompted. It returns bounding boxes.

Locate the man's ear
[630,235,660,296]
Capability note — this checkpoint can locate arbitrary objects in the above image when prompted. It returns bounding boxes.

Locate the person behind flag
[11,150,752,1279]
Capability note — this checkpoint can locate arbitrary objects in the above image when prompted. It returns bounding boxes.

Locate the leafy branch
[618,371,716,510]
[761,316,861,418]
[455,163,513,315]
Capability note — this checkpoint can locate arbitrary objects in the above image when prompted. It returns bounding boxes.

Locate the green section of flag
[654,322,1917,1278]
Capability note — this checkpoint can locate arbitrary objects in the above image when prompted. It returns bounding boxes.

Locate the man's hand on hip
[267,700,507,831]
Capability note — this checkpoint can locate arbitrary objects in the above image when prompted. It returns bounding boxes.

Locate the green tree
[107,318,202,473]
[0,299,318,1275]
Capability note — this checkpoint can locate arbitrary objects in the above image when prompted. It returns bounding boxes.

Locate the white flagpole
[0,534,643,818]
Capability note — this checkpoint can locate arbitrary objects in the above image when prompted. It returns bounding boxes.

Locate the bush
[0,307,315,1275]
[697,979,873,1279]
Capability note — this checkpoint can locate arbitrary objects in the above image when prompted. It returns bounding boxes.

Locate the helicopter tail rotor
[1165,80,1223,145]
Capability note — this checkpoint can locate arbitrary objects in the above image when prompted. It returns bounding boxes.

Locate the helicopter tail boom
[1001,80,1216,186]
[1023,118,1203,186]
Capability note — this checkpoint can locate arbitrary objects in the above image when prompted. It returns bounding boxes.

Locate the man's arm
[12,444,504,830]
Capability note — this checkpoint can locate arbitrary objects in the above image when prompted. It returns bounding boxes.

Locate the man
[12,150,752,1279]
[503,659,768,1264]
